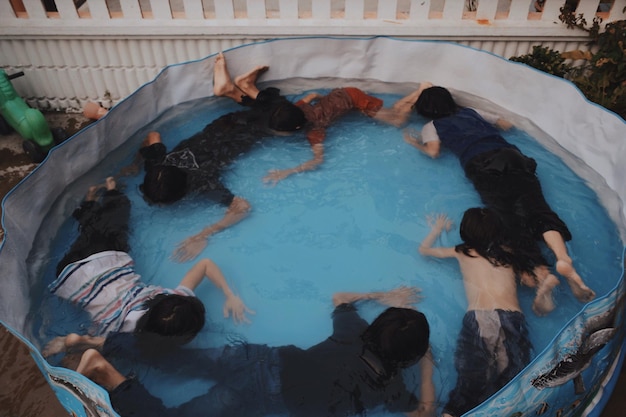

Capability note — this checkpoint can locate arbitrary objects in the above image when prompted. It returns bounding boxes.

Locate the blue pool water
[35,91,624,413]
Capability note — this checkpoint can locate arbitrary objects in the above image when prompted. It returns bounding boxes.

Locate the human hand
[427,213,452,233]
[378,286,423,308]
[263,169,293,185]
[172,234,208,262]
[223,295,256,324]
[403,128,420,145]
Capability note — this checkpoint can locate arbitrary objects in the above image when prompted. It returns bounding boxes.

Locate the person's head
[268,102,306,132]
[140,165,188,204]
[459,207,505,249]
[415,86,457,119]
[135,294,206,346]
[361,307,430,372]
[457,207,517,268]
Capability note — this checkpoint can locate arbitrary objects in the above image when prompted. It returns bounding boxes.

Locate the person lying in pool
[262,82,434,185]
[404,85,595,308]
[45,177,253,356]
[48,286,436,417]
[127,52,306,262]
[418,209,542,417]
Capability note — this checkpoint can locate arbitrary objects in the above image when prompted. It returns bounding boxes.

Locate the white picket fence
[0,0,625,110]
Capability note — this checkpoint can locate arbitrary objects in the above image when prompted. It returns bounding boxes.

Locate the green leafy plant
[509,45,572,78]
[509,10,626,119]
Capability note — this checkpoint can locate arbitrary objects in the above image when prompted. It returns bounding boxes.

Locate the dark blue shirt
[433,108,516,168]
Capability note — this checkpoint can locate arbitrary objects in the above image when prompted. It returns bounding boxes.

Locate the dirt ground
[0,111,92,241]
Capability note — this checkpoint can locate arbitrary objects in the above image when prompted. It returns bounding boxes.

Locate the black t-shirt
[140,88,292,205]
[278,304,420,416]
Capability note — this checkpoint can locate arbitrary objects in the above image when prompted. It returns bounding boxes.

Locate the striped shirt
[49,250,194,336]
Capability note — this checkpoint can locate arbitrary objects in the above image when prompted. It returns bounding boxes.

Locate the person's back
[454,246,520,312]
[278,305,429,416]
[172,107,277,173]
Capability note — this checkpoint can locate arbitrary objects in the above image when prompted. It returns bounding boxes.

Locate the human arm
[178,258,254,324]
[403,127,440,158]
[172,196,250,262]
[299,92,323,104]
[332,285,422,309]
[404,349,436,417]
[118,131,162,176]
[263,142,325,185]
[419,214,456,259]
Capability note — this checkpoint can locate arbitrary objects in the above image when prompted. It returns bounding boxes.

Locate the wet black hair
[361,307,430,374]
[140,165,188,204]
[415,86,458,119]
[456,207,517,268]
[268,102,306,132]
[134,294,206,347]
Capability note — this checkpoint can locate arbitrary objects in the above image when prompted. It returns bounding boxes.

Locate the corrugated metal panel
[2,38,253,109]
[1,37,596,111]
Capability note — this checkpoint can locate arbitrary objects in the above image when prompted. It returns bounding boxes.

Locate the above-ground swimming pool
[1,38,625,417]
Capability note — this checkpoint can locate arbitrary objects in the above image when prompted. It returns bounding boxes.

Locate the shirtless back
[455,249,520,312]
[418,211,523,312]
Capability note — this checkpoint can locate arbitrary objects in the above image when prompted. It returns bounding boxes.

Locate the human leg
[103,336,284,416]
[467,150,595,304]
[213,52,267,103]
[213,52,246,103]
[373,81,432,127]
[77,349,175,417]
[529,266,560,316]
[233,63,268,100]
[497,310,532,385]
[56,177,131,275]
[443,312,498,417]
[495,159,595,302]
[543,230,595,302]
[42,333,105,358]
[97,177,131,250]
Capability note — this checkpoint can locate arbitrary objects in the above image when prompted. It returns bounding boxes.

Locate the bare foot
[532,273,559,316]
[556,260,595,303]
[213,52,241,100]
[519,271,537,288]
[42,333,104,358]
[85,177,116,201]
[42,336,68,357]
[234,64,269,98]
